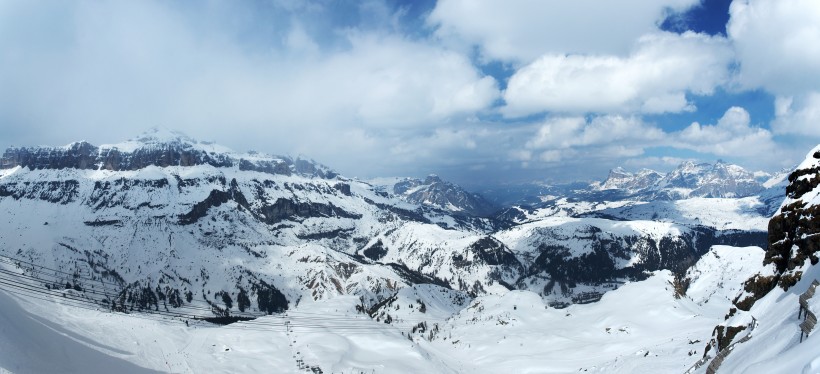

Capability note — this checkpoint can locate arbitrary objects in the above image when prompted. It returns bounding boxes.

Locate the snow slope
[0,244,770,373]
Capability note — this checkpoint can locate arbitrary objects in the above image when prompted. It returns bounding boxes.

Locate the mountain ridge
[592,160,769,200]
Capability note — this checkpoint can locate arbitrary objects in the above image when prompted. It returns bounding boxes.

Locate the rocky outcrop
[762,151,820,289]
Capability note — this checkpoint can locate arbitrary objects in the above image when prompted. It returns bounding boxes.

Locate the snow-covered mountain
[592,160,766,200]
[596,167,665,194]
[0,130,771,318]
[372,174,498,217]
[1,130,504,318]
[0,130,805,373]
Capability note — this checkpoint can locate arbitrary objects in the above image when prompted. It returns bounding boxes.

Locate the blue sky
[0,0,819,185]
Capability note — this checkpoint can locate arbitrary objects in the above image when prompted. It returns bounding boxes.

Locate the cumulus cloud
[428,0,700,62]
[728,0,820,95]
[771,93,820,137]
[675,107,777,157]
[502,32,733,117]
[522,115,664,164]
[728,0,820,138]
[515,108,786,172]
[291,35,499,127]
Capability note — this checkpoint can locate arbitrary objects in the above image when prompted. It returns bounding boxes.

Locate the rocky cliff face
[0,129,336,179]
[764,150,820,289]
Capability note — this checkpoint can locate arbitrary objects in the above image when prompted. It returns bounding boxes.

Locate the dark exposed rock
[297,228,354,241]
[0,180,80,204]
[713,324,747,351]
[733,274,778,311]
[759,164,820,290]
[521,227,767,291]
[363,239,388,261]
[334,183,352,196]
[178,179,252,225]
[83,219,123,227]
[385,263,451,289]
[468,237,521,267]
[238,158,292,176]
[257,198,362,224]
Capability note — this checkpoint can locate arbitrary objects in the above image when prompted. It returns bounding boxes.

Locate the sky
[1,0,819,186]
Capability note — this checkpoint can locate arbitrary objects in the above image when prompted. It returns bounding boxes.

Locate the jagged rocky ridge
[0,131,772,319]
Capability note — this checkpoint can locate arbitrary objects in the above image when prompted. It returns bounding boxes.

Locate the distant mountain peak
[595,160,765,199]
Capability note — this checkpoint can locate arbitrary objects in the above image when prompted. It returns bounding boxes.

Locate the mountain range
[2,128,814,373]
[591,160,782,200]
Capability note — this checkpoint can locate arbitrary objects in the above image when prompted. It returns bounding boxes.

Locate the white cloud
[675,107,777,157]
[0,0,813,183]
[728,0,820,139]
[502,32,733,117]
[516,109,786,172]
[771,92,820,136]
[624,156,695,170]
[293,34,500,127]
[428,0,700,63]
[728,0,820,95]
[523,115,664,163]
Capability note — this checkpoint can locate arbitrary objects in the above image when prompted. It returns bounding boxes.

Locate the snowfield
[0,245,774,373]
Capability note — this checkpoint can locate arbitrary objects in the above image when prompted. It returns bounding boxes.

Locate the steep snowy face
[594,160,765,200]
[390,174,498,217]
[0,128,337,179]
